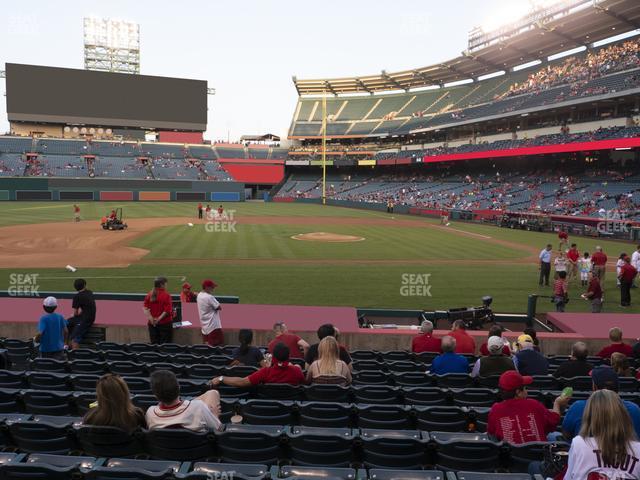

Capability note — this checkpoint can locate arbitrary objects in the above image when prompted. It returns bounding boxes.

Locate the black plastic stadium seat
[120,376,152,394]
[126,343,157,353]
[356,404,411,430]
[388,361,425,373]
[69,360,108,375]
[144,428,216,461]
[29,358,67,373]
[178,379,207,397]
[144,362,184,374]
[103,350,136,362]
[429,431,502,472]
[67,349,103,362]
[304,384,350,403]
[0,370,27,389]
[352,360,388,372]
[280,465,357,479]
[0,454,91,480]
[187,364,221,379]
[70,374,100,392]
[433,373,474,388]
[287,427,354,467]
[451,388,498,408]
[392,372,431,387]
[131,394,158,411]
[507,442,555,473]
[349,350,380,361]
[215,424,284,465]
[73,392,97,416]
[476,375,501,389]
[87,458,180,480]
[75,425,145,457]
[8,418,76,454]
[157,344,185,355]
[0,452,21,465]
[352,385,401,405]
[528,376,558,391]
[26,372,69,391]
[109,361,147,377]
[352,371,389,386]
[298,402,352,428]
[369,469,444,480]
[415,406,469,432]
[403,387,449,406]
[185,462,269,480]
[240,399,296,426]
[257,383,304,401]
[456,473,534,480]
[360,430,427,469]
[380,351,414,362]
[96,341,126,352]
[137,352,166,364]
[22,390,73,416]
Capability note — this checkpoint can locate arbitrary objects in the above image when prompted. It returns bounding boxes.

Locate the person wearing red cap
[487,370,569,444]
[197,279,223,346]
[180,283,196,303]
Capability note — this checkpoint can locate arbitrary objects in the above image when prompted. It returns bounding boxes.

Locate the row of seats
[0,452,545,480]
[0,415,551,473]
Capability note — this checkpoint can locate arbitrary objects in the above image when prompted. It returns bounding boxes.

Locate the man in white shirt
[539,244,552,287]
[146,370,222,432]
[196,279,223,346]
[632,245,640,288]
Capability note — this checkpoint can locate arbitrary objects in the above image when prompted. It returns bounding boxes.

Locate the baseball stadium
[1,0,640,478]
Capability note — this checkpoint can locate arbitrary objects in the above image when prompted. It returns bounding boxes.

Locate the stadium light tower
[84,17,140,74]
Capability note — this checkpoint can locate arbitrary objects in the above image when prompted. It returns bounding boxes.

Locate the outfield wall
[0,178,245,202]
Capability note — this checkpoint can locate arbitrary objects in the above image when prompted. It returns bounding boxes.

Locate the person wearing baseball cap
[470,336,515,378]
[197,279,223,346]
[487,370,569,444]
[180,282,196,304]
[561,365,640,440]
[35,296,68,361]
[513,334,549,376]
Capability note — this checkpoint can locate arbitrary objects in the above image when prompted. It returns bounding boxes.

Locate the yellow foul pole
[321,93,327,205]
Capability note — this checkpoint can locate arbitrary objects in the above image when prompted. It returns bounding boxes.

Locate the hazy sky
[1,0,531,141]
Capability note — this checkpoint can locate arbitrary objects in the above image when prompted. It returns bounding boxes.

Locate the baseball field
[0,201,634,313]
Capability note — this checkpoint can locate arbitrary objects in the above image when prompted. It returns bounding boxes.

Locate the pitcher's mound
[291,232,365,243]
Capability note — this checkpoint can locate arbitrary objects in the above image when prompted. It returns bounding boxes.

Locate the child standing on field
[578,252,592,287]
[616,253,627,287]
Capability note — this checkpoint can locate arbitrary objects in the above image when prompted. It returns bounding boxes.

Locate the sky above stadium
[1,0,540,142]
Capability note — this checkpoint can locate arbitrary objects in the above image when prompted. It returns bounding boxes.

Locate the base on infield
[291,232,365,243]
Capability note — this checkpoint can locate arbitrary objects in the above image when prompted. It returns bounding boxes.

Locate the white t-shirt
[632,251,640,271]
[196,291,221,335]
[146,399,221,432]
[566,435,640,479]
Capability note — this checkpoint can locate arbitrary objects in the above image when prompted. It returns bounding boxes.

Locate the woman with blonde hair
[611,352,635,378]
[565,389,640,478]
[83,374,146,432]
[306,336,352,386]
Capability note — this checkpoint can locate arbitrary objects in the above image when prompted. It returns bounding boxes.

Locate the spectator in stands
[539,244,552,286]
[582,270,603,313]
[143,277,173,344]
[553,271,569,312]
[147,370,222,432]
[197,279,223,346]
[470,336,515,378]
[67,278,96,350]
[562,366,640,440]
[611,352,635,378]
[488,370,568,444]
[513,334,549,375]
[268,322,309,359]
[591,246,608,286]
[430,336,469,375]
[305,324,352,367]
[565,389,640,479]
[180,282,196,303]
[522,327,541,351]
[597,327,634,359]
[230,329,265,368]
[212,342,305,387]
[411,320,441,353]
[35,296,68,360]
[619,255,638,307]
[306,336,352,386]
[448,320,476,354]
[479,324,511,356]
[83,374,146,432]
[553,342,592,378]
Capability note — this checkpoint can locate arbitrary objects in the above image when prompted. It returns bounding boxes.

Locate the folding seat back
[103,350,135,362]
[126,343,157,353]
[369,469,444,480]
[186,462,269,480]
[26,372,69,391]
[73,392,97,416]
[356,404,411,430]
[137,352,166,364]
[69,360,108,375]
[414,352,440,365]
[189,345,221,357]
[67,349,102,362]
[433,373,474,388]
[352,371,389,386]
[109,361,147,377]
[392,372,431,387]
[241,399,296,425]
[215,425,284,465]
[280,465,356,479]
[361,431,426,469]
[8,419,76,454]
[0,414,31,446]
[157,344,185,355]
[415,406,469,432]
[122,376,152,394]
[71,374,100,392]
[450,388,497,408]
[0,455,87,480]
[29,358,67,373]
[87,458,180,479]
[96,341,126,352]
[476,375,500,389]
[175,354,201,365]
[380,351,413,362]
[508,441,553,473]
[223,365,258,377]
[430,431,502,472]
[257,383,303,401]
[304,384,350,403]
[298,402,352,428]
[352,385,400,405]
[403,387,449,406]
[0,370,27,389]
[132,395,158,411]
[558,376,592,392]
[387,361,424,373]
[286,428,355,467]
[0,388,20,413]
[529,376,559,391]
[352,360,387,372]
[187,364,221,379]
[145,362,184,375]
[349,350,379,361]
[75,425,145,457]
[22,391,73,416]
[456,472,532,480]
[178,379,207,397]
[145,428,216,461]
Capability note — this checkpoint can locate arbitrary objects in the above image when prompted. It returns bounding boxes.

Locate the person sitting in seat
[597,327,634,359]
[305,323,352,367]
[514,334,549,375]
[146,370,222,432]
[447,320,476,354]
[83,374,146,432]
[230,329,266,368]
[553,342,592,378]
[306,336,352,386]
[210,342,305,388]
[268,322,309,359]
[430,336,469,375]
[470,336,515,378]
[411,320,441,353]
[479,324,510,356]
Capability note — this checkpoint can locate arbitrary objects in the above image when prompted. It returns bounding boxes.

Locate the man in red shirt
[143,276,174,344]
[558,230,568,251]
[268,322,309,359]
[582,271,603,313]
[448,320,476,354]
[197,203,203,219]
[566,243,580,282]
[487,371,569,444]
[73,204,81,222]
[412,320,441,353]
[619,256,638,307]
[597,327,634,359]
[591,246,608,286]
[210,343,305,388]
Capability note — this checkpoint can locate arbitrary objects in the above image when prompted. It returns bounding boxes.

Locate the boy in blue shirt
[35,296,68,360]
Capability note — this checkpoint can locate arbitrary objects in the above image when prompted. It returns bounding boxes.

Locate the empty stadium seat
[298,402,351,428]
[241,399,296,425]
[185,462,268,480]
[144,428,216,461]
[360,430,426,469]
[215,424,285,465]
[429,431,502,472]
[287,427,354,467]
[8,417,76,454]
[75,425,145,457]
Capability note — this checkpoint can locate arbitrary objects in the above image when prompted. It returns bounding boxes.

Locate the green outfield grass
[0,201,635,313]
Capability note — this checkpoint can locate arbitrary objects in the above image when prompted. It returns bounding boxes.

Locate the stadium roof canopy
[293,0,640,96]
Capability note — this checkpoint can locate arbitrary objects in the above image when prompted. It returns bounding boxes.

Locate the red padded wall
[158,131,203,144]
[223,164,284,184]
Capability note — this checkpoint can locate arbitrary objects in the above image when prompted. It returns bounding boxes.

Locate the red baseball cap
[499,370,533,391]
[182,282,191,289]
[202,279,218,289]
